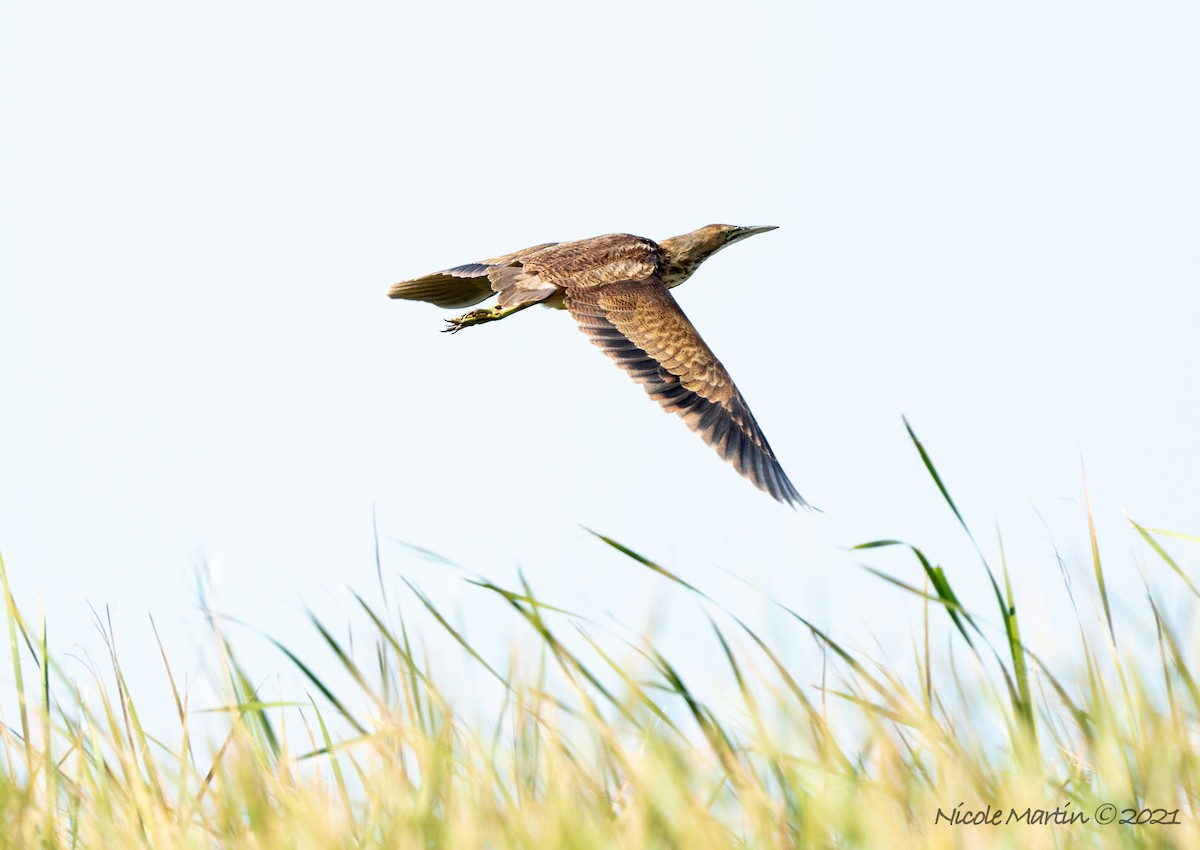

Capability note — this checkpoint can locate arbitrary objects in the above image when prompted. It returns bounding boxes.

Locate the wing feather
[566,277,806,508]
[387,243,558,308]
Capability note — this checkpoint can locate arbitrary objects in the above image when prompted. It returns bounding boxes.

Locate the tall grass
[0,427,1197,848]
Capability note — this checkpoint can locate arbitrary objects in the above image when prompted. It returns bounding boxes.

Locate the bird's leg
[443,301,534,333]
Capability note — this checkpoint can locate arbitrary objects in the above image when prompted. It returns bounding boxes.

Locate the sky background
[2,2,1198,725]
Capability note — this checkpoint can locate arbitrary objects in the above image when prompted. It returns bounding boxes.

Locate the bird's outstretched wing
[566,278,806,507]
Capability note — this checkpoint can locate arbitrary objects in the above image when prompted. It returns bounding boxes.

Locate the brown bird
[388,224,806,507]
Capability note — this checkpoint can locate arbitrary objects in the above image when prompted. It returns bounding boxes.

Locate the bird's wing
[566,277,806,507]
[388,243,557,308]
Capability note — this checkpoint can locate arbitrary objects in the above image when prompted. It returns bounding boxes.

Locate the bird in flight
[388,224,807,508]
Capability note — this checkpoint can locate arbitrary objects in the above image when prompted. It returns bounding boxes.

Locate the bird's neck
[658,237,714,288]
[659,259,699,288]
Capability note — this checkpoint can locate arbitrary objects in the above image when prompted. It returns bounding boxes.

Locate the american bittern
[388,224,807,507]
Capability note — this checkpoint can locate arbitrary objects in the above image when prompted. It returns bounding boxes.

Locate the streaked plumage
[388,225,807,508]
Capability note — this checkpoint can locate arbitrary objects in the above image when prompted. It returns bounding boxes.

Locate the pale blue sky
[1,2,1197,718]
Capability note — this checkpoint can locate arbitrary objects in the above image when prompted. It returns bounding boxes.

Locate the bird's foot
[443,303,532,333]
[442,308,495,334]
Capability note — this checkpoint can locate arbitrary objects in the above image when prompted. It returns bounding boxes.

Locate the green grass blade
[583,528,713,601]
[1129,517,1200,599]
[1083,471,1115,645]
[400,577,510,688]
[271,638,368,736]
[0,551,33,769]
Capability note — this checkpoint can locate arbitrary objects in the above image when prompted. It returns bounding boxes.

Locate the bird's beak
[731,225,779,242]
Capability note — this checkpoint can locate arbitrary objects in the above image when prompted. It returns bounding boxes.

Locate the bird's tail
[387,264,495,309]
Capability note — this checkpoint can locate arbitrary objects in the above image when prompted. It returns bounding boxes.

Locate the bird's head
[660,224,778,270]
